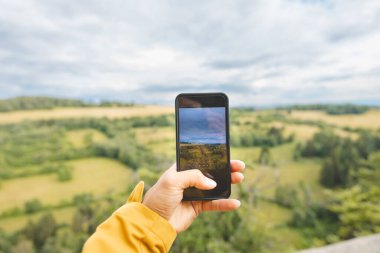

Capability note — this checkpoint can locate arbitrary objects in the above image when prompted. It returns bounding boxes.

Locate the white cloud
[0,0,379,105]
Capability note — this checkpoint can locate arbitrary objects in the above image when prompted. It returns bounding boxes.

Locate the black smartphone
[175,93,231,201]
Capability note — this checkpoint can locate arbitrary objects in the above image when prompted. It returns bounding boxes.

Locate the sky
[179,107,226,144]
[0,0,380,106]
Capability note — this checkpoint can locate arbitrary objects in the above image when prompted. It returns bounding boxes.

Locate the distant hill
[1,96,378,115]
[277,104,374,115]
[0,96,134,112]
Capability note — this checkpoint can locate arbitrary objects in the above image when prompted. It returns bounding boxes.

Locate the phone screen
[176,93,230,200]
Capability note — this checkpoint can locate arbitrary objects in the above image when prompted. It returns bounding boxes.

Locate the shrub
[274,185,300,208]
[24,199,43,214]
[56,164,73,182]
[72,193,94,206]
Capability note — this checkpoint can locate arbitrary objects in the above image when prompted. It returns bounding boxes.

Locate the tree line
[0,96,134,112]
[278,104,372,115]
[230,125,294,147]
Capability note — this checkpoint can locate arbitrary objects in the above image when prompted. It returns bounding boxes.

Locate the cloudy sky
[0,0,380,106]
[179,107,226,144]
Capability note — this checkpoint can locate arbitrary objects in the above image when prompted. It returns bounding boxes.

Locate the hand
[142,160,245,233]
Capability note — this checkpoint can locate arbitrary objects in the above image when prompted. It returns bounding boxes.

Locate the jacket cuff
[115,202,177,251]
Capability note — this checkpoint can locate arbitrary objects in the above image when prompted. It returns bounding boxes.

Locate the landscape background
[0,97,379,253]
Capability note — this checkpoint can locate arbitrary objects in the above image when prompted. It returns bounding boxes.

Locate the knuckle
[189,169,201,178]
[161,173,174,187]
[195,170,205,183]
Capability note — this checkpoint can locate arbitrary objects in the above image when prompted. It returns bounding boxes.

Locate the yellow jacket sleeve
[82,182,177,253]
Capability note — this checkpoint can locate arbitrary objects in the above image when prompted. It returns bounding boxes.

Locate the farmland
[0,99,379,253]
[0,106,173,125]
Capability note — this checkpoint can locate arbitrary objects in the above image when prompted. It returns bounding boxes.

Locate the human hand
[142,160,245,233]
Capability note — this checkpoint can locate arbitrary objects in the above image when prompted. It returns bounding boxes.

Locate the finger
[231,172,244,184]
[175,169,217,190]
[200,199,241,212]
[230,160,245,172]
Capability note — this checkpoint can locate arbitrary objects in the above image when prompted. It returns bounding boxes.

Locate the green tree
[320,139,359,188]
[301,131,340,158]
[355,152,380,187]
[72,205,95,234]
[171,208,276,253]
[355,132,380,159]
[326,151,380,238]
[329,185,380,239]
[23,213,57,250]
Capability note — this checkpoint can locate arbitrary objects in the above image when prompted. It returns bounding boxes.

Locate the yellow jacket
[83,182,177,253]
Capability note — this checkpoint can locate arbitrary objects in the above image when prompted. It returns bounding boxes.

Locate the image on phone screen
[176,94,230,200]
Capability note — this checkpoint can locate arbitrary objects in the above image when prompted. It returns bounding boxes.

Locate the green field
[0,102,379,253]
[0,158,133,212]
[66,129,107,148]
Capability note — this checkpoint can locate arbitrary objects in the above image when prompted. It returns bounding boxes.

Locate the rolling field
[0,104,379,252]
[133,126,176,159]
[267,122,320,141]
[0,106,173,124]
[288,109,380,129]
[133,126,175,145]
[66,129,108,148]
[0,158,133,212]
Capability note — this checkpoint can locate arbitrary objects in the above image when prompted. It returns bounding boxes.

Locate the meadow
[0,98,379,253]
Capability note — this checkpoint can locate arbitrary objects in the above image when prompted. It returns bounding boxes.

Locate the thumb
[175,169,217,190]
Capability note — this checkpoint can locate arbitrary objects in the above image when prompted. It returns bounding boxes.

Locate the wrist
[142,197,169,221]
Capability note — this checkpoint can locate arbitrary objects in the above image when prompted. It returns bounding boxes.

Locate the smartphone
[175,93,231,201]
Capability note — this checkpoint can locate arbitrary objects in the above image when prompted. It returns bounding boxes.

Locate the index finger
[169,161,245,173]
[230,160,245,172]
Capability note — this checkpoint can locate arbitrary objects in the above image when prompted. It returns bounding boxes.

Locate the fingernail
[204,177,217,188]
[239,161,246,170]
[235,200,241,207]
